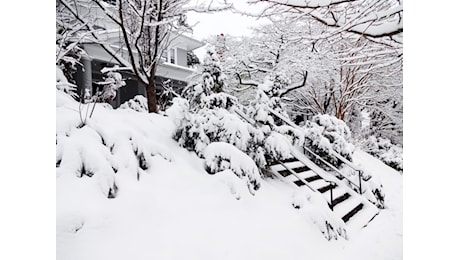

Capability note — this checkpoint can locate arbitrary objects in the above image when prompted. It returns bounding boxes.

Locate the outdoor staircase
[269,154,379,229]
[233,107,380,230]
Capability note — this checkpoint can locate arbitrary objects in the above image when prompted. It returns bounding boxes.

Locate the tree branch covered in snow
[245,0,403,41]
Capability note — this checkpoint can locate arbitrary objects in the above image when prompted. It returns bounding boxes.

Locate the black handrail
[233,107,337,204]
[275,159,316,192]
[267,107,364,194]
[302,145,362,194]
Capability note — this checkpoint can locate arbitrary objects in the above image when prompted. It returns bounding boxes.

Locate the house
[67,1,204,108]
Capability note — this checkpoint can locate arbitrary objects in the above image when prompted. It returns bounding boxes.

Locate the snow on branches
[118,95,148,113]
[302,114,355,168]
[96,71,126,101]
[203,142,262,196]
[362,136,403,172]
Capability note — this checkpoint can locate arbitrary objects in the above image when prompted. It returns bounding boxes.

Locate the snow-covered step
[345,203,380,229]
[285,170,316,183]
[318,186,348,204]
[331,196,363,222]
[304,178,330,190]
[318,182,336,193]
[280,157,298,163]
[331,192,351,208]
[342,203,364,223]
[270,161,305,173]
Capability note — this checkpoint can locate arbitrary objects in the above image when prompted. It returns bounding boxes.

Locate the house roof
[171,31,205,51]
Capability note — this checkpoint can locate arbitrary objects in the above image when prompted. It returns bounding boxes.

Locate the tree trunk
[146,80,159,113]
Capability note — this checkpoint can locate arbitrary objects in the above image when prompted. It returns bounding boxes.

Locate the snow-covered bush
[172,104,257,157]
[56,66,77,98]
[182,46,227,110]
[203,142,261,195]
[96,70,126,102]
[165,97,191,129]
[199,92,238,110]
[312,114,354,160]
[292,191,348,240]
[264,132,293,161]
[273,125,305,147]
[119,95,148,113]
[56,42,86,86]
[362,136,403,172]
[301,114,355,169]
[57,91,175,199]
[172,48,290,176]
[248,74,291,126]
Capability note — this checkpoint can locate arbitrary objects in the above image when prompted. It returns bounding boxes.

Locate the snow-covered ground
[56,91,402,260]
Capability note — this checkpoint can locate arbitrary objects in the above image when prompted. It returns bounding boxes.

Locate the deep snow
[56,91,402,260]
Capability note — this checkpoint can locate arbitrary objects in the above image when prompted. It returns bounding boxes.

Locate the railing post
[329,182,334,211]
[358,170,362,195]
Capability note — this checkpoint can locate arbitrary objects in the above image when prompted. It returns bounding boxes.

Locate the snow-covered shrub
[248,74,290,124]
[311,114,354,161]
[362,136,403,172]
[119,95,148,113]
[56,66,77,98]
[182,46,227,110]
[56,42,85,86]
[380,146,403,172]
[292,191,348,240]
[301,115,355,169]
[173,50,285,175]
[264,132,293,162]
[199,93,238,110]
[365,177,386,209]
[96,70,126,102]
[274,125,305,147]
[165,97,191,129]
[203,142,261,195]
[57,93,176,199]
[173,105,254,157]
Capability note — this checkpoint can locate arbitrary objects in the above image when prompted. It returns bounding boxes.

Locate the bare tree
[58,0,231,113]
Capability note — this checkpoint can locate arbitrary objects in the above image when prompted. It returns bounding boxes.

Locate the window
[169,48,176,64]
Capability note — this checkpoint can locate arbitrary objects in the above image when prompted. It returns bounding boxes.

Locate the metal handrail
[267,107,364,194]
[275,159,316,192]
[302,145,362,194]
[233,107,338,208]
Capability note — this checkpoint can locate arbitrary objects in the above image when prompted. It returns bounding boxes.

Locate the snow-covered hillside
[56,91,402,260]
